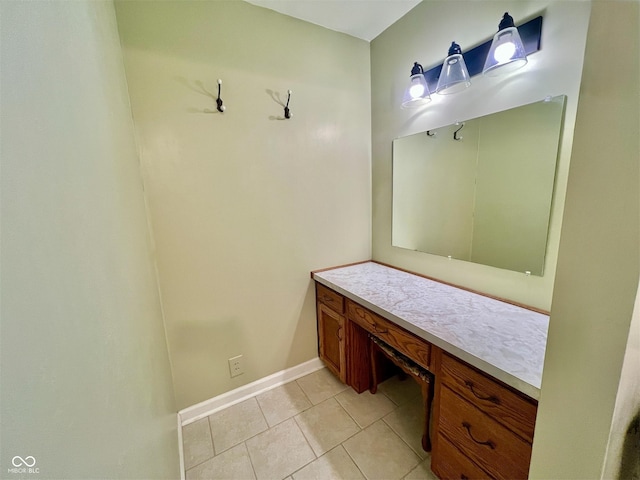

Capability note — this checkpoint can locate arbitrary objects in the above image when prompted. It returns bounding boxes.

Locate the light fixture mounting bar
[422,15,542,91]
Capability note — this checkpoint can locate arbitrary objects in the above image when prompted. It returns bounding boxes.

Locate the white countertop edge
[313,275,541,401]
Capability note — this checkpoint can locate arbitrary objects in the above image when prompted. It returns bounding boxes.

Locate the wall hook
[284,90,292,119]
[426,130,436,137]
[453,122,464,140]
[216,79,226,113]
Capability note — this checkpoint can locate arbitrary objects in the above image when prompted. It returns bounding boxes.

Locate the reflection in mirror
[392,95,566,276]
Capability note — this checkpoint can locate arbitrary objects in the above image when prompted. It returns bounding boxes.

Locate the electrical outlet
[228,355,244,378]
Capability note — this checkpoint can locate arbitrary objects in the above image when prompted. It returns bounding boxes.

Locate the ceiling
[244,0,422,42]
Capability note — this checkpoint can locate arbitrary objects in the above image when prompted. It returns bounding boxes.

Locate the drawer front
[316,284,344,314]
[433,434,493,480]
[441,353,537,443]
[347,301,430,370]
[439,386,532,480]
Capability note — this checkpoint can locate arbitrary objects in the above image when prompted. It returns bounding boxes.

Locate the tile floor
[182,368,438,480]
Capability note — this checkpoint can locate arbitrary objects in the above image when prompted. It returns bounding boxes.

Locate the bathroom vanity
[312,261,549,480]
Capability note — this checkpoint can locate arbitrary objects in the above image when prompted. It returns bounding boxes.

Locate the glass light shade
[436,45,471,95]
[483,26,528,76]
[402,70,431,108]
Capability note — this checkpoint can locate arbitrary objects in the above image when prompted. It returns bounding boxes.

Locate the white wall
[0,1,179,478]
[114,0,372,409]
[371,1,591,310]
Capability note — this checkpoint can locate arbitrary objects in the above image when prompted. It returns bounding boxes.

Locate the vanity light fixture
[401,62,431,108]
[401,15,542,108]
[216,79,226,112]
[435,42,471,94]
[482,12,528,76]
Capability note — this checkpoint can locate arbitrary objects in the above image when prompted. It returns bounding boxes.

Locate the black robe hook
[216,79,225,113]
[453,122,464,140]
[284,90,292,119]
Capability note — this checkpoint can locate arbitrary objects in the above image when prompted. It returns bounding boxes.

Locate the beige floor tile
[292,446,365,480]
[246,418,316,480]
[343,420,420,480]
[182,417,214,470]
[257,382,312,427]
[294,397,360,456]
[209,398,268,454]
[296,368,348,405]
[383,402,428,459]
[335,388,397,428]
[186,443,256,480]
[403,457,438,480]
[377,375,422,407]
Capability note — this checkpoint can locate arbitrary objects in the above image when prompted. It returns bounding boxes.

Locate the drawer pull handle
[462,422,496,449]
[461,476,469,480]
[373,324,389,334]
[464,380,500,404]
[336,327,342,341]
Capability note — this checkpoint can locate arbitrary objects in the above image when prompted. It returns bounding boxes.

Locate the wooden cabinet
[316,284,371,391]
[317,302,346,383]
[314,278,540,480]
[316,284,346,383]
[432,349,538,480]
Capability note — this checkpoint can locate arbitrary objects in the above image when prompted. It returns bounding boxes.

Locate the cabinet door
[318,303,346,383]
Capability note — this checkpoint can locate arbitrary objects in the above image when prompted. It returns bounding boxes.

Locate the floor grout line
[183,370,432,480]
[242,440,259,480]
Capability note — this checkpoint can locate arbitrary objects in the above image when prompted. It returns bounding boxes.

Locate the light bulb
[409,82,425,99]
[494,41,516,63]
[402,62,431,107]
[483,13,528,76]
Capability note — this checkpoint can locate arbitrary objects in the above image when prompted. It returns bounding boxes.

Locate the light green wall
[392,123,477,258]
[371,1,591,311]
[373,2,640,477]
[529,2,639,477]
[471,99,564,275]
[602,285,640,478]
[114,0,372,409]
[0,1,179,478]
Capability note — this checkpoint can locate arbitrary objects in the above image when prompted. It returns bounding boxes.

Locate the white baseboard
[176,414,185,480]
[178,357,325,426]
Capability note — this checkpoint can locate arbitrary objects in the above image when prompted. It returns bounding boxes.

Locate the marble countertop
[312,262,549,400]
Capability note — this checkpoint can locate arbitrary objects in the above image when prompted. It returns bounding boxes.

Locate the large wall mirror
[392,95,566,276]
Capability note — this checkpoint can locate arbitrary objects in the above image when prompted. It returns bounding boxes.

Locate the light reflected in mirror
[392,95,566,276]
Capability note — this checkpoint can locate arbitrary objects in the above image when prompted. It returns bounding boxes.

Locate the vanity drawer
[439,386,532,480]
[316,284,344,314]
[347,300,430,370]
[433,434,493,480]
[440,353,537,443]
